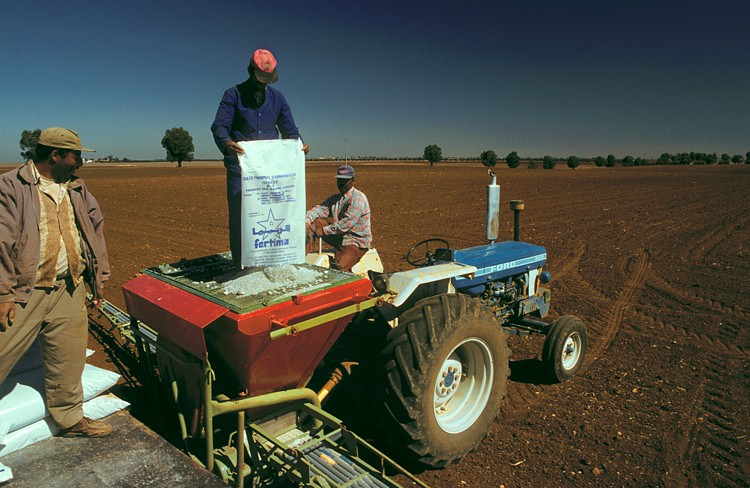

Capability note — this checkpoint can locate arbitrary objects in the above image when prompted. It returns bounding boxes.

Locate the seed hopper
[118,254,423,487]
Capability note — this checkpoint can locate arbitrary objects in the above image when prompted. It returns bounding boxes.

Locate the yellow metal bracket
[269,297,378,341]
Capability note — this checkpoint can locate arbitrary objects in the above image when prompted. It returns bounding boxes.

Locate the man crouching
[305,165,371,272]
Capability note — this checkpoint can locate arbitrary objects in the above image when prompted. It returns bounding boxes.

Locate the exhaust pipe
[510,200,524,241]
[487,170,500,243]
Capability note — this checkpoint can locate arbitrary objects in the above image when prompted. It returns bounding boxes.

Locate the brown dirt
[30,162,750,487]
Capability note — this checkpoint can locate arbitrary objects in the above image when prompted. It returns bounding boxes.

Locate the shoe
[60,417,113,438]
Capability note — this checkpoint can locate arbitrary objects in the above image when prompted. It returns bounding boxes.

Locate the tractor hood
[441,241,547,296]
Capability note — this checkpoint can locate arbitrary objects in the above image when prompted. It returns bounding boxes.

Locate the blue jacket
[211,79,302,168]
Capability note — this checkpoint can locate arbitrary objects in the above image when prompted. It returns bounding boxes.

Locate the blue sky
[1,0,747,162]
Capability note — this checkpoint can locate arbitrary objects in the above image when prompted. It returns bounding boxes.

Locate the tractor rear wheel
[379,294,510,468]
[542,315,587,382]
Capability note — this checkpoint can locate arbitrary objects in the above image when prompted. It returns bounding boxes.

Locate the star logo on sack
[253,209,292,239]
[257,209,285,233]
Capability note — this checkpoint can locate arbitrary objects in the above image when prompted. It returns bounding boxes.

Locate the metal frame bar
[269,298,378,341]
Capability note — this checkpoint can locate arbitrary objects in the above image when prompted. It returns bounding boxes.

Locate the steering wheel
[405,238,451,267]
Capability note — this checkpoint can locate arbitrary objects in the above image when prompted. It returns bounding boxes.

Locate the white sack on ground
[0,364,120,438]
[238,139,306,268]
[0,393,129,458]
[0,460,12,483]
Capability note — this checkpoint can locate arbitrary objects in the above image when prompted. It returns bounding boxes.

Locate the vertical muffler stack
[487,170,500,243]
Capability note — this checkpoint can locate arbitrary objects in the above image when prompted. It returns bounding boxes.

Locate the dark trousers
[227,166,242,265]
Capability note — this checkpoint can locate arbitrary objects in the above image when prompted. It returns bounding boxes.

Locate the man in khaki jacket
[0,127,112,437]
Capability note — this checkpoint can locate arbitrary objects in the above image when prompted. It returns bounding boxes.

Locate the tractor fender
[377,263,477,321]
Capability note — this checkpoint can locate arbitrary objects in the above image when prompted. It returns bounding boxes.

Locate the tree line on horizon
[15,129,748,168]
[423,145,750,169]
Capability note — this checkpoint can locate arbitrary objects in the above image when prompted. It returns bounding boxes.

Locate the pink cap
[250,49,279,83]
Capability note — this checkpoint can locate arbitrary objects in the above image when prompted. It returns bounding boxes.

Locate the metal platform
[0,410,227,488]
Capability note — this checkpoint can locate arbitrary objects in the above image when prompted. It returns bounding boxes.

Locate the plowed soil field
[16,161,749,487]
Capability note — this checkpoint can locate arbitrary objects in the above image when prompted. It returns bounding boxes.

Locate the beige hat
[38,127,95,152]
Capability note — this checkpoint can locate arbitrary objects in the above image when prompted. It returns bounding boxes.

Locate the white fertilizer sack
[0,393,130,458]
[0,460,11,483]
[238,139,306,268]
[0,364,120,439]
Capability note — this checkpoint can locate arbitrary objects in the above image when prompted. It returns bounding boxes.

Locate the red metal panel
[123,272,373,396]
[203,277,373,395]
[122,274,228,361]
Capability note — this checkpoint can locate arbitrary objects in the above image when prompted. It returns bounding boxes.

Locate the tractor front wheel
[542,315,587,382]
[379,294,509,468]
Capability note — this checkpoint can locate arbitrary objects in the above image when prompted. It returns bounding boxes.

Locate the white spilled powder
[221,265,329,297]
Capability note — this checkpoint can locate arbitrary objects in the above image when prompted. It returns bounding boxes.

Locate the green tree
[566,155,580,169]
[657,153,670,165]
[527,159,537,169]
[593,156,605,167]
[622,155,634,167]
[746,152,750,163]
[19,129,42,161]
[707,153,718,165]
[480,150,498,168]
[505,151,521,168]
[161,127,194,168]
[542,155,556,169]
[606,154,616,167]
[676,153,690,165]
[720,153,730,164]
[423,144,442,166]
[731,154,744,164]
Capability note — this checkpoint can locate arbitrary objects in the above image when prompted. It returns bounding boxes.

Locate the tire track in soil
[679,213,750,264]
[645,274,750,320]
[547,240,585,282]
[629,310,749,360]
[592,248,649,358]
[629,271,750,358]
[665,381,705,488]
[650,309,748,486]
[677,352,749,487]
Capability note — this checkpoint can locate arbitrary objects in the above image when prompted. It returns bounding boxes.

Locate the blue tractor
[355,170,588,468]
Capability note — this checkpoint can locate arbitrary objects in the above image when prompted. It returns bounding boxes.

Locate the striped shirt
[306,187,372,249]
